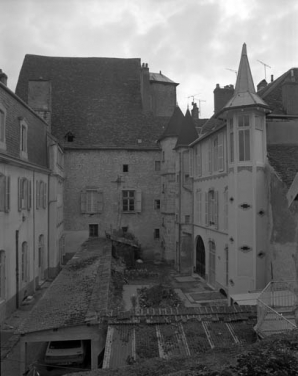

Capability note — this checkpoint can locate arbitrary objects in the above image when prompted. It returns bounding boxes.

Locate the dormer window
[65,131,75,142]
[238,114,250,162]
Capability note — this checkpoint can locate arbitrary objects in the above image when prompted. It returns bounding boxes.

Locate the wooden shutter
[27,180,31,210]
[214,191,219,229]
[43,183,47,209]
[208,140,212,174]
[136,190,142,212]
[97,191,103,212]
[80,191,86,213]
[218,133,224,171]
[18,177,22,211]
[5,176,10,212]
[205,192,209,226]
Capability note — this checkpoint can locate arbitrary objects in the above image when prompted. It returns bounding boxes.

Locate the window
[21,242,28,282]
[208,139,212,174]
[205,189,218,228]
[122,190,142,213]
[0,174,5,211]
[195,189,202,224]
[38,235,44,269]
[185,215,190,224]
[123,164,129,173]
[154,229,160,239]
[80,189,103,214]
[154,199,160,210]
[20,119,28,158]
[229,119,234,163]
[89,224,98,237]
[224,188,228,231]
[65,132,75,142]
[155,161,161,171]
[213,137,218,172]
[18,178,31,211]
[0,250,5,299]
[0,105,6,149]
[196,145,202,176]
[238,114,250,161]
[209,240,216,286]
[189,149,194,177]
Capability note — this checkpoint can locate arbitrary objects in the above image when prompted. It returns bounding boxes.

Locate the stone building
[0,71,63,323]
[15,56,177,260]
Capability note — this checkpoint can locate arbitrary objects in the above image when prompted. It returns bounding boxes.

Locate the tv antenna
[257,60,271,81]
[226,68,237,76]
[187,93,200,103]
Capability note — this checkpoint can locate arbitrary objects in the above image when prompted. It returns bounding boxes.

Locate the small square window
[154,199,160,210]
[154,229,160,239]
[123,164,129,173]
[122,226,128,233]
[89,224,98,237]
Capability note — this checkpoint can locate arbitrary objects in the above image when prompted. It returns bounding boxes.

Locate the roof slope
[158,106,185,141]
[18,238,111,334]
[267,144,298,188]
[175,109,198,148]
[16,55,168,148]
[258,68,298,114]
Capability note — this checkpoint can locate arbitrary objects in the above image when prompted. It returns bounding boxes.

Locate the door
[196,236,205,278]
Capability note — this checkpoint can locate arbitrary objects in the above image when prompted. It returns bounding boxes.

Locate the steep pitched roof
[267,144,298,188]
[258,68,298,114]
[175,109,198,148]
[219,44,269,115]
[150,72,178,85]
[15,55,168,149]
[158,106,185,141]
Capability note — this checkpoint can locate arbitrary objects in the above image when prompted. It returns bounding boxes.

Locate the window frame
[154,199,160,210]
[21,242,28,282]
[89,224,99,237]
[122,190,135,212]
[0,250,5,300]
[238,114,251,162]
[20,119,28,159]
[80,189,103,214]
[154,228,160,239]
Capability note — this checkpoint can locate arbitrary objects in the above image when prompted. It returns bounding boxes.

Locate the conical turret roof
[158,106,185,141]
[175,109,198,148]
[218,44,269,115]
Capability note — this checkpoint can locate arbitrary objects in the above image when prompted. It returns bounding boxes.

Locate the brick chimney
[282,69,298,115]
[191,102,199,120]
[213,84,234,114]
[0,69,8,86]
[141,62,151,113]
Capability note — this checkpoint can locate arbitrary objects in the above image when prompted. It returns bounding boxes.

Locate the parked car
[44,340,87,368]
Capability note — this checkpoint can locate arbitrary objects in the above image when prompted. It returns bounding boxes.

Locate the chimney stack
[141,62,151,113]
[213,84,234,114]
[0,69,8,86]
[191,102,199,120]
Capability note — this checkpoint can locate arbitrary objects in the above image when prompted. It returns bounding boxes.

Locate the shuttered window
[81,189,103,214]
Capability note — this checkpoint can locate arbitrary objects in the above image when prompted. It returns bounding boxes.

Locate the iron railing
[255,280,298,337]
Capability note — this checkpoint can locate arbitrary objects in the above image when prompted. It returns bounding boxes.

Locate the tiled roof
[15,55,169,148]
[175,109,198,148]
[18,238,111,334]
[158,106,185,141]
[267,144,298,188]
[197,114,225,139]
[150,72,178,85]
[258,68,298,115]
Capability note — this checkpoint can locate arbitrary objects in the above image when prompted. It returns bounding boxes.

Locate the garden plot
[230,320,257,344]
[157,323,190,358]
[182,319,211,354]
[204,321,236,348]
[135,324,159,359]
[105,325,135,368]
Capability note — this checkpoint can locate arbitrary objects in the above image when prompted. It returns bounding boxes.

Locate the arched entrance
[195,236,205,278]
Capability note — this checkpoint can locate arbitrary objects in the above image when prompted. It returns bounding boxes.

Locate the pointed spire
[217,44,270,116]
[158,106,185,141]
[175,109,198,148]
[235,43,256,94]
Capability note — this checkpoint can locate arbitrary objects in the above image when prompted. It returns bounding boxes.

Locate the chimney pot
[271,74,274,82]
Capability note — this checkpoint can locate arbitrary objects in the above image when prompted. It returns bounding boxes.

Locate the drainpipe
[178,152,182,273]
[32,171,36,291]
[15,230,19,309]
[47,173,50,280]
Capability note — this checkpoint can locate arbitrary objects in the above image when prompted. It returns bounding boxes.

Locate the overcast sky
[1,0,298,118]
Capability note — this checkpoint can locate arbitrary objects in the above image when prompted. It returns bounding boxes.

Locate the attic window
[65,132,75,142]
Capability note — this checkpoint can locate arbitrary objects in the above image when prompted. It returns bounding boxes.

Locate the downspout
[32,171,36,291]
[15,230,19,309]
[47,173,50,279]
[178,151,182,273]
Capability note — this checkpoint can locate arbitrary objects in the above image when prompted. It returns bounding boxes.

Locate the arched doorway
[195,236,205,278]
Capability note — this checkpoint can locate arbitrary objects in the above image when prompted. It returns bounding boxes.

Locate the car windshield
[49,341,82,349]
